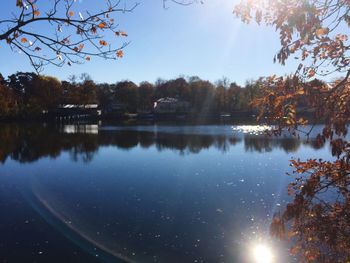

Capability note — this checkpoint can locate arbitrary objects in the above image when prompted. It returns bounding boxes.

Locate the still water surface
[0,123,332,263]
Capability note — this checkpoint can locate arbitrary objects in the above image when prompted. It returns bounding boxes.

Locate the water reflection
[0,123,332,263]
[244,137,302,153]
[0,123,324,164]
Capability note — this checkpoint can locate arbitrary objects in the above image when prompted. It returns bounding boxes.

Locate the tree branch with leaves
[0,0,138,72]
[234,0,350,261]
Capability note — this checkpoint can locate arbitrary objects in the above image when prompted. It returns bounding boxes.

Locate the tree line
[0,72,263,119]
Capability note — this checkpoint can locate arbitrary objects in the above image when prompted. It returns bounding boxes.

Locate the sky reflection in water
[0,124,333,263]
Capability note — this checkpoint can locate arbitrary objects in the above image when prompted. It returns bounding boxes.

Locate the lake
[0,123,333,263]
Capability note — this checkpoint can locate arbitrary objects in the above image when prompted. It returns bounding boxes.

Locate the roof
[156,97,178,103]
[60,104,99,109]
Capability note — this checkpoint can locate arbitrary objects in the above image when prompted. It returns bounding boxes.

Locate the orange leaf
[20,37,28,43]
[98,22,107,29]
[315,28,329,37]
[34,10,40,17]
[68,11,74,17]
[99,40,108,46]
[116,50,124,58]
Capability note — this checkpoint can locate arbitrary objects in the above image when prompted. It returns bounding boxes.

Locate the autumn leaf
[308,69,316,77]
[91,27,97,34]
[233,1,350,262]
[16,0,23,7]
[68,11,74,17]
[73,43,84,52]
[270,215,285,239]
[116,50,123,58]
[61,37,70,44]
[85,56,91,61]
[33,10,40,17]
[98,22,107,29]
[336,34,348,42]
[99,40,108,46]
[315,28,329,37]
[20,37,28,43]
[115,31,128,37]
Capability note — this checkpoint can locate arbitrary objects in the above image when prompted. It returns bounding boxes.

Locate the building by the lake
[153,97,190,114]
[55,104,101,117]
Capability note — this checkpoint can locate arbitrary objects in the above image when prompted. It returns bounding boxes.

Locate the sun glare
[232,125,272,135]
[252,244,274,263]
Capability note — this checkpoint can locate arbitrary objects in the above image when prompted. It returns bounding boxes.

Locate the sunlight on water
[1,123,329,262]
[232,125,272,135]
[63,124,99,134]
[252,244,274,263]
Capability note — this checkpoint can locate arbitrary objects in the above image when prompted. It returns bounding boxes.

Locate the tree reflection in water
[0,123,325,164]
[0,122,334,262]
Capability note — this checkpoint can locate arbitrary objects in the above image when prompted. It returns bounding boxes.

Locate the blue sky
[0,0,298,85]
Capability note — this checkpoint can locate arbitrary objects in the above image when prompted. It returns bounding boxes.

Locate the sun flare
[252,244,274,263]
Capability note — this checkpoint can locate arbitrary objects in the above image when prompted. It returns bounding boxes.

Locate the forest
[0,72,263,119]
